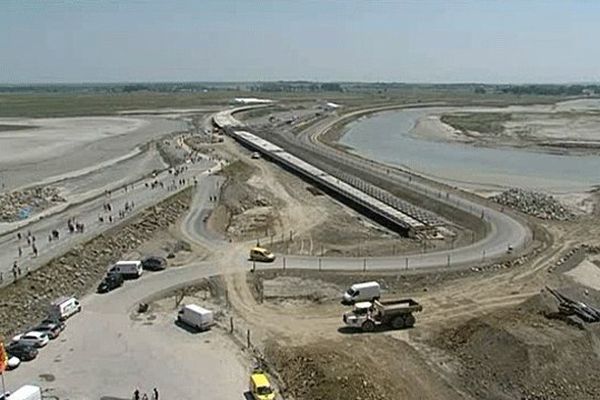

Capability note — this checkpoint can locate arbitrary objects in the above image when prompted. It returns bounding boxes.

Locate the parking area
[3,265,249,400]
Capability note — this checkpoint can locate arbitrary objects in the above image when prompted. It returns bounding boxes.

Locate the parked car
[108,261,143,279]
[12,331,49,348]
[177,304,215,331]
[7,355,21,370]
[32,322,61,339]
[40,316,65,332]
[141,256,167,271]
[97,273,124,293]
[249,371,276,400]
[49,296,81,321]
[6,342,38,361]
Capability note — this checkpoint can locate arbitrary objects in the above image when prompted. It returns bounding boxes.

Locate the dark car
[141,256,167,271]
[6,342,38,361]
[41,316,66,332]
[32,322,62,339]
[97,273,124,293]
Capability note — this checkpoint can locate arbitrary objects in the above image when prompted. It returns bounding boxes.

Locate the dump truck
[342,298,422,332]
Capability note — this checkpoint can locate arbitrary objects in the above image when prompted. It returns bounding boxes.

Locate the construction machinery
[342,298,422,332]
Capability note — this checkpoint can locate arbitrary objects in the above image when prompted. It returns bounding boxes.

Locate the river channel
[340,108,600,193]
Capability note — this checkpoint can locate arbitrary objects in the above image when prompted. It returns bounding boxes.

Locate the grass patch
[441,112,511,135]
[219,159,255,182]
[0,124,37,132]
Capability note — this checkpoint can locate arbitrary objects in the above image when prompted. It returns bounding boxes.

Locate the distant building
[231,97,273,105]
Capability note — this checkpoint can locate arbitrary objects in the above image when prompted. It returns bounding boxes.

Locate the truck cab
[249,247,275,262]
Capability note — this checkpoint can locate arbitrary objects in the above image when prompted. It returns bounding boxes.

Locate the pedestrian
[27,230,31,238]
[32,235,36,243]
[141,394,148,400]
[133,388,140,400]
[32,244,38,257]
[48,234,52,242]
[26,237,31,246]
[17,232,22,240]
[18,246,22,257]
[12,263,18,281]
[0,271,3,283]
[153,387,159,400]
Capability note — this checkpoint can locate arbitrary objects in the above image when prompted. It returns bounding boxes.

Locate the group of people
[133,387,159,400]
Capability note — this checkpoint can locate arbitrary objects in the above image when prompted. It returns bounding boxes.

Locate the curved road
[214,106,532,271]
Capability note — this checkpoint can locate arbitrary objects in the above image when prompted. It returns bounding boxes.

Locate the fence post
[230,317,234,333]
[283,257,286,270]
[247,329,251,349]
[363,258,367,272]
[318,257,322,271]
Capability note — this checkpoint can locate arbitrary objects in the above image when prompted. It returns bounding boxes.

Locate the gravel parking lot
[3,268,249,400]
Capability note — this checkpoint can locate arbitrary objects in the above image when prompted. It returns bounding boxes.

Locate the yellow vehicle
[249,372,275,400]
[249,246,275,262]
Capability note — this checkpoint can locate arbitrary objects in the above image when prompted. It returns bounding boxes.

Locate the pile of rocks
[0,189,191,338]
[0,186,66,222]
[491,188,575,220]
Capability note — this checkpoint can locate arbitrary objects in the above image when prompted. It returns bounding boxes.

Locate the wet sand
[0,116,185,191]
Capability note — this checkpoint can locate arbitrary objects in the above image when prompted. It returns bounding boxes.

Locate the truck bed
[374,298,422,314]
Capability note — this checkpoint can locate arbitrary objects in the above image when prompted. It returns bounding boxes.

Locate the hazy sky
[1,0,599,84]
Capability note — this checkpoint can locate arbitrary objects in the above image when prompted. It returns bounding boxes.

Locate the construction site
[0,86,599,400]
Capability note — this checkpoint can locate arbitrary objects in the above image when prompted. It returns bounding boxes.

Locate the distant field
[441,112,511,135]
[0,89,568,118]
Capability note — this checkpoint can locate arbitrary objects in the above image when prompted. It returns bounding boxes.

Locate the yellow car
[249,372,275,400]
[249,246,275,262]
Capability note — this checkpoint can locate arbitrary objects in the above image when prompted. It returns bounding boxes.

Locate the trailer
[342,298,422,332]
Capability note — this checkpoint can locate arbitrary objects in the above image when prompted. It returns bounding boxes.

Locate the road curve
[213,106,533,271]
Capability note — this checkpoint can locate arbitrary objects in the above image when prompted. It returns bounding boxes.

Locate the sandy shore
[0,116,185,191]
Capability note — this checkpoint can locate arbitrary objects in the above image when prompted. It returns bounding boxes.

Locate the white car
[12,331,49,348]
[7,355,21,370]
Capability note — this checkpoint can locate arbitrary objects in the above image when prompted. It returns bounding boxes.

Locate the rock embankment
[491,188,575,220]
[0,189,191,338]
[0,186,66,222]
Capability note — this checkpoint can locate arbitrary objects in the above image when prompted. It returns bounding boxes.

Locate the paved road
[0,156,217,286]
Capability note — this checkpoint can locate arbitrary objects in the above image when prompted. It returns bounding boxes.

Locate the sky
[1,0,599,84]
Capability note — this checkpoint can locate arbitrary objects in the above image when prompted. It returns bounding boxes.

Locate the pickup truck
[342,298,422,332]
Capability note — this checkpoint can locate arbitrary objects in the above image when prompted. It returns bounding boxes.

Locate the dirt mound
[213,160,281,240]
[266,336,462,400]
[432,290,600,400]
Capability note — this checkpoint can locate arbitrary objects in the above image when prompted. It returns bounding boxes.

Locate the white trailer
[177,304,215,331]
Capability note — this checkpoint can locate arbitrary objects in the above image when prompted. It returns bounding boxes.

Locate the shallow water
[340,108,600,193]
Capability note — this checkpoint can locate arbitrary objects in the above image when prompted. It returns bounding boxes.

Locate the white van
[177,304,215,331]
[108,260,143,279]
[49,296,81,320]
[1,385,41,400]
[342,282,381,305]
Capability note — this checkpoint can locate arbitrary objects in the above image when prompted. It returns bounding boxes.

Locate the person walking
[153,388,159,400]
[133,388,140,400]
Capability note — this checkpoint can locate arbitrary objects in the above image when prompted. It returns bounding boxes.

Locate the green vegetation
[0,82,575,118]
[441,112,512,135]
[0,124,36,132]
